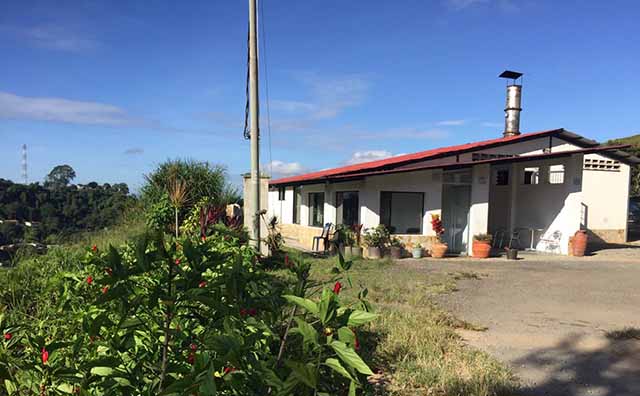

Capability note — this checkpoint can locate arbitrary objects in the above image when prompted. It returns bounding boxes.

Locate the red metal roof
[270,128,568,186]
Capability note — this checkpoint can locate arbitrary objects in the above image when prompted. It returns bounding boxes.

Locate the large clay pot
[430,243,448,258]
[367,246,381,259]
[572,230,588,257]
[472,241,491,259]
[345,246,362,259]
[390,246,403,259]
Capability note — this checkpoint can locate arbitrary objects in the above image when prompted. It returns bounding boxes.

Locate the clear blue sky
[1,0,638,191]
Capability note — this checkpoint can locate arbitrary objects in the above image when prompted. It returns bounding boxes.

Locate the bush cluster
[0,225,376,395]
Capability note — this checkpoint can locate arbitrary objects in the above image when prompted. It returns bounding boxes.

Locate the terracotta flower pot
[345,246,362,259]
[572,230,588,257]
[367,246,382,259]
[390,246,403,259]
[430,243,448,258]
[472,240,491,258]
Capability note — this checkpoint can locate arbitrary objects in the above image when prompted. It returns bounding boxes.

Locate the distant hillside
[607,134,640,197]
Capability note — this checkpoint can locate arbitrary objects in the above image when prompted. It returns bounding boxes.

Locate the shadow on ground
[515,332,640,396]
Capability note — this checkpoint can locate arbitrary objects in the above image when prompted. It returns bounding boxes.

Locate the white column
[469,164,491,254]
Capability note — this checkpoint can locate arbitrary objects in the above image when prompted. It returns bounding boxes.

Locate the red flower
[175,258,181,265]
[86,276,93,285]
[91,245,97,252]
[240,308,247,317]
[102,286,109,294]
[105,267,113,276]
[354,336,360,350]
[4,333,11,341]
[333,281,342,295]
[248,308,257,316]
[187,352,195,365]
[223,366,236,375]
[198,281,207,288]
[41,347,49,364]
[284,255,291,268]
[190,343,198,351]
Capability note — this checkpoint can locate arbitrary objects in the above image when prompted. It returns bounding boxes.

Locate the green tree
[141,159,240,231]
[44,164,77,189]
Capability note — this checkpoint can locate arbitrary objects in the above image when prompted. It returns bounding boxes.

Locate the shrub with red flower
[333,281,342,295]
[3,333,11,341]
[41,348,49,364]
[91,245,98,252]
[86,276,93,285]
[431,214,445,242]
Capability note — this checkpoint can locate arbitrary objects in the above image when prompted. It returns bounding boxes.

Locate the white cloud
[267,160,308,178]
[270,100,316,113]
[345,150,394,165]
[444,0,519,11]
[0,24,97,52]
[437,119,466,126]
[445,0,488,10]
[124,147,144,155]
[272,72,370,121]
[0,91,141,126]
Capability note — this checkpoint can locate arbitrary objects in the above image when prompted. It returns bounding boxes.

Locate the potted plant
[389,237,404,259]
[411,243,423,259]
[505,247,518,260]
[343,228,362,258]
[363,224,390,259]
[472,233,492,258]
[331,224,349,255]
[430,214,447,258]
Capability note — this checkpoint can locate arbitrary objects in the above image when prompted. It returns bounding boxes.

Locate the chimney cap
[499,70,523,80]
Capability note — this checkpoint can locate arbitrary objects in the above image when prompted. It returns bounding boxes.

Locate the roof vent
[499,70,523,137]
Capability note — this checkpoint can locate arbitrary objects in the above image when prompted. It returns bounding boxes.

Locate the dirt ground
[412,247,640,396]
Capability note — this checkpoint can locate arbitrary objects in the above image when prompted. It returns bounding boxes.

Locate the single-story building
[261,72,640,255]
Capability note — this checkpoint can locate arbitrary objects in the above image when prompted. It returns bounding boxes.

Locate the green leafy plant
[362,225,390,249]
[0,229,375,395]
[473,233,493,243]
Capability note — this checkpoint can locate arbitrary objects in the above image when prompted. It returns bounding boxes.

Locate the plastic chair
[312,223,333,251]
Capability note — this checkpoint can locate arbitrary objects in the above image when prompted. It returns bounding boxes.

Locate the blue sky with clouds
[1,0,639,190]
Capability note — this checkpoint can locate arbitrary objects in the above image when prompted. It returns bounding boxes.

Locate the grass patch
[606,327,640,340]
[276,251,518,396]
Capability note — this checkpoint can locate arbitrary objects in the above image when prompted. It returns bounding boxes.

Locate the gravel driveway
[414,251,640,396]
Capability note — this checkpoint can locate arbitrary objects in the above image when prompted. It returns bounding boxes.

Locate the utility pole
[21,144,28,184]
[248,0,261,252]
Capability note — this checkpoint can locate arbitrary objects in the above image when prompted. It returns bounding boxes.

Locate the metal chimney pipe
[504,84,522,137]
[499,70,523,137]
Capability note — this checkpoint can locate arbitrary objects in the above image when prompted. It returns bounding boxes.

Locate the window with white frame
[523,167,540,185]
[308,192,325,227]
[380,192,423,234]
[548,164,565,184]
[293,187,301,224]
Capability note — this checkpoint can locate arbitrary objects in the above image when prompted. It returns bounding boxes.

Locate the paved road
[411,253,640,396]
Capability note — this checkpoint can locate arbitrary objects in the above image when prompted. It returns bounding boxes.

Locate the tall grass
[280,253,518,396]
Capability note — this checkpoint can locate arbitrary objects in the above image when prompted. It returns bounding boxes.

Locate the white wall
[459,136,581,161]
[582,154,630,234]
